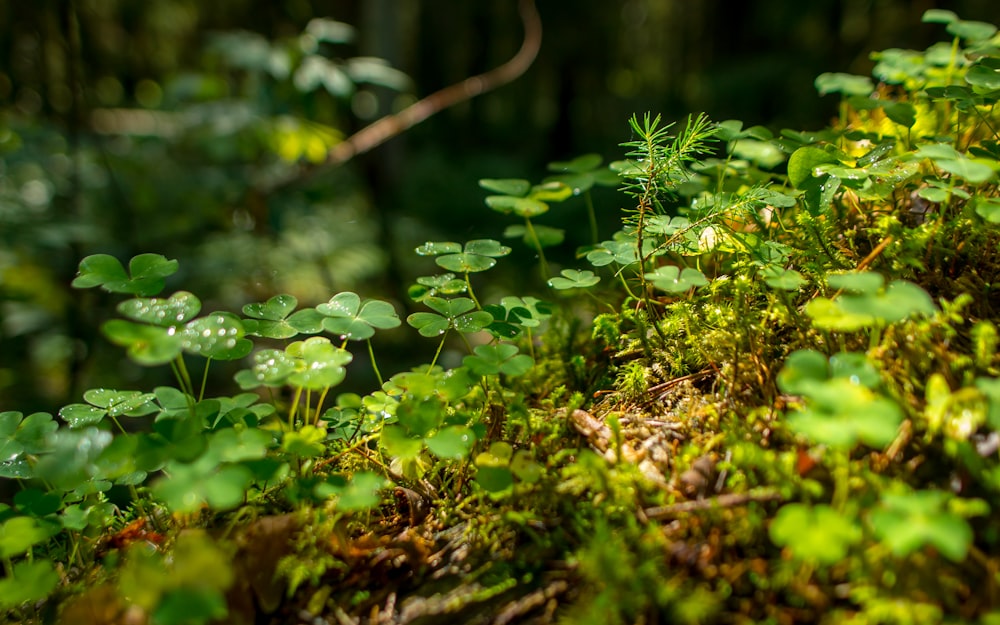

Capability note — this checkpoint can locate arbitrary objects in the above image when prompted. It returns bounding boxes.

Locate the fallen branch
[268,0,541,193]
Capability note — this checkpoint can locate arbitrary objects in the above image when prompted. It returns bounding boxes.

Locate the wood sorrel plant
[6,10,1000,624]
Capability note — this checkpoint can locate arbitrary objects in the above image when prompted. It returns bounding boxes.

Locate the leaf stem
[584,190,599,245]
[367,339,384,386]
[523,217,550,279]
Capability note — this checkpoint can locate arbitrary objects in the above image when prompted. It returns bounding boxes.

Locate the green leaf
[242,348,297,387]
[827,271,884,294]
[762,266,805,291]
[463,344,534,377]
[528,181,573,203]
[730,139,786,169]
[548,269,600,290]
[476,466,514,494]
[380,424,424,459]
[118,291,201,327]
[242,294,300,338]
[644,266,709,293]
[869,490,973,561]
[504,224,565,249]
[84,388,157,417]
[415,241,462,256]
[424,296,474,318]
[286,337,352,390]
[153,458,253,512]
[934,158,996,184]
[127,253,180,295]
[102,319,183,365]
[947,20,997,42]
[73,254,178,296]
[815,72,873,96]
[71,254,128,289]
[317,293,400,340]
[406,311,451,337]
[770,503,860,564]
[548,153,603,173]
[436,253,497,273]
[878,103,914,130]
[485,195,549,218]
[182,312,250,360]
[967,64,1000,90]
[0,516,52,558]
[318,472,388,510]
[478,178,530,196]
[922,9,957,24]
[787,146,841,189]
[0,560,59,610]
[243,293,298,320]
[453,310,493,334]
[59,403,107,428]
[281,425,327,458]
[154,587,228,625]
[425,425,476,459]
[464,239,512,258]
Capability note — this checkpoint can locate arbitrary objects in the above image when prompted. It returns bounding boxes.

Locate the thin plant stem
[523,217,550,279]
[367,339,384,386]
[198,358,212,402]
[314,386,331,425]
[465,273,481,309]
[584,190,599,245]
[428,331,449,371]
[288,386,304,429]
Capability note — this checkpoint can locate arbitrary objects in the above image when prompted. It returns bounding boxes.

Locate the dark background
[1,0,996,412]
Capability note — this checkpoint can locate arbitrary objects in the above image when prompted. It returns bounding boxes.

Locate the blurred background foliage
[0,0,996,412]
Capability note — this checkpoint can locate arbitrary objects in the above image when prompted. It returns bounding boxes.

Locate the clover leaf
[406,296,493,337]
[762,266,806,291]
[153,455,254,513]
[424,425,476,459]
[484,296,553,338]
[0,559,59,611]
[806,273,935,331]
[102,320,183,365]
[548,269,600,290]
[408,272,468,301]
[103,310,251,366]
[316,291,401,340]
[72,253,179,296]
[0,412,58,478]
[0,515,53,558]
[544,153,621,194]
[481,179,572,218]
[242,294,321,339]
[59,389,157,428]
[315,471,388,511]
[118,291,201,326]
[644,266,708,293]
[281,424,327,458]
[285,336,353,390]
[503,223,565,249]
[475,441,515,495]
[869,490,973,562]
[779,350,902,448]
[181,312,252,360]
[769,503,861,564]
[463,343,534,377]
[815,72,873,97]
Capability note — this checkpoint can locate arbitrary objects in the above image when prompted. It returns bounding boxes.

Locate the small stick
[643,490,783,520]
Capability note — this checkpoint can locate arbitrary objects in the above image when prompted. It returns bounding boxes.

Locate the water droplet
[202,329,212,337]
